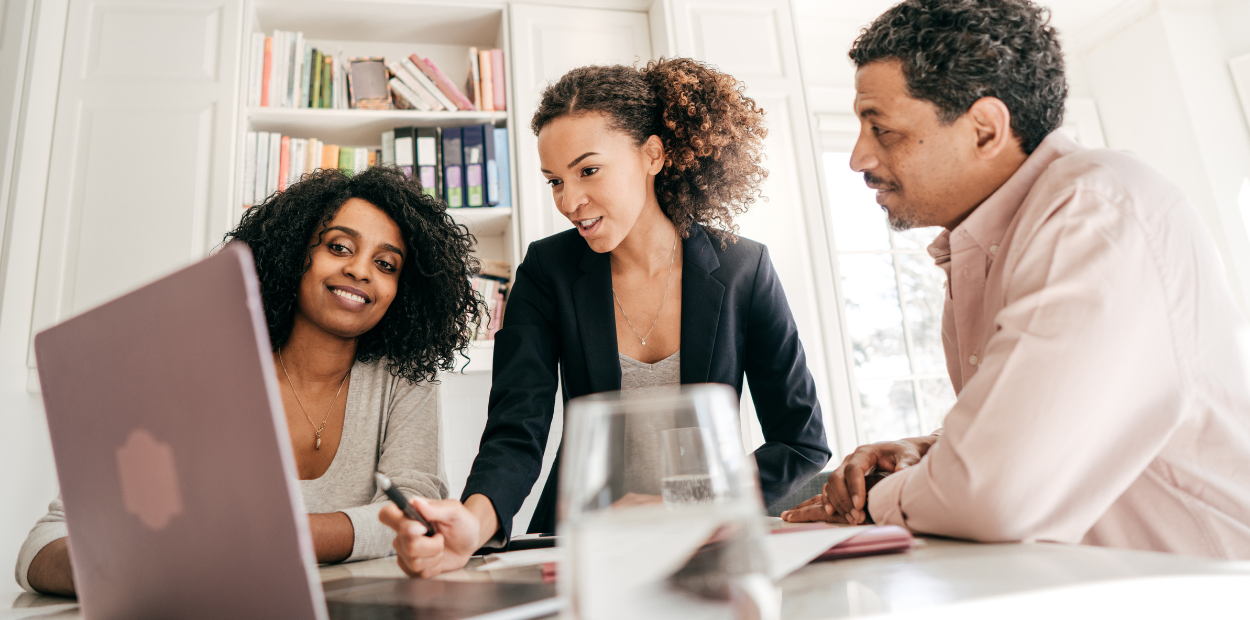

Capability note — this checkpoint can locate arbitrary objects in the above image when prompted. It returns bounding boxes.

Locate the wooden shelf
[246,108,507,145]
[449,207,512,237]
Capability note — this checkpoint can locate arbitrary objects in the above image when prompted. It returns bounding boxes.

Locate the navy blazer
[461,224,831,538]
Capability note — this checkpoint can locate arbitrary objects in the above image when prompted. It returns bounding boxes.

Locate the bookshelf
[238,0,521,372]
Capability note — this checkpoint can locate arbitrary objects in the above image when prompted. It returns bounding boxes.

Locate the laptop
[34,243,557,620]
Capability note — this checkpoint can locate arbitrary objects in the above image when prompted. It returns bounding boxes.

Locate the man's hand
[379,497,482,578]
[782,436,937,525]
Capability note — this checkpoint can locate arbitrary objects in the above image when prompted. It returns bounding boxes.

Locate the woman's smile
[328,284,370,309]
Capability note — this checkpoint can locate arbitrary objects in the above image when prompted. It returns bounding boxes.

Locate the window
[822,152,955,444]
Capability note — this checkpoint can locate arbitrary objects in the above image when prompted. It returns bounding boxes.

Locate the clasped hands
[781,435,936,525]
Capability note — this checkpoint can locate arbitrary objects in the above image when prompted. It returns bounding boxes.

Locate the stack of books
[241,132,381,209]
[473,261,511,341]
[248,31,350,109]
[382,124,511,208]
[247,33,507,113]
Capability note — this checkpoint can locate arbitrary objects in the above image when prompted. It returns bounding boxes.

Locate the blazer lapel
[572,243,621,393]
[681,226,725,384]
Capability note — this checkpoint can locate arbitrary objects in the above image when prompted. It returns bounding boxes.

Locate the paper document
[763,525,873,580]
[477,548,563,571]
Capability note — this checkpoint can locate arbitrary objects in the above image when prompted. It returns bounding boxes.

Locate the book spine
[310,139,322,173]
[463,125,484,207]
[493,128,511,208]
[300,43,312,108]
[248,33,264,107]
[288,32,301,107]
[278,135,290,191]
[483,123,499,206]
[322,144,339,171]
[466,47,481,111]
[387,75,431,112]
[338,146,354,175]
[491,49,506,111]
[479,49,494,112]
[305,138,318,174]
[310,49,322,108]
[413,55,474,111]
[355,147,368,174]
[267,132,281,197]
[291,138,305,186]
[415,128,438,197]
[442,127,464,207]
[243,131,257,208]
[271,31,284,108]
[394,127,415,181]
[321,58,332,109]
[399,58,451,111]
[261,36,272,107]
[254,132,270,205]
[382,130,395,166]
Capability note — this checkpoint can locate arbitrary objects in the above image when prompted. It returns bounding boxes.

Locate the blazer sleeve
[742,246,832,508]
[460,243,562,541]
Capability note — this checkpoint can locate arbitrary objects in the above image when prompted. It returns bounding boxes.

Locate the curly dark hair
[223,166,483,383]
[530,58,768,244]
[849,0,1067,154]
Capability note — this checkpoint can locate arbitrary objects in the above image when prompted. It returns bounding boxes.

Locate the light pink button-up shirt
[867,131,1250,559]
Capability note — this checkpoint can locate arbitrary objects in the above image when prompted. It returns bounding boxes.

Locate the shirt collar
[929,130,1083,260]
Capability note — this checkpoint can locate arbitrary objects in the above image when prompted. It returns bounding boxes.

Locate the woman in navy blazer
[380,59,830,578]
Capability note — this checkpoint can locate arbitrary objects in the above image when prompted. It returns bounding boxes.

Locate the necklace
[278,349,351,450]
[612,230,679,346]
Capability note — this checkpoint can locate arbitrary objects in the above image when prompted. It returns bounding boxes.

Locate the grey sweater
[15,359,447,593]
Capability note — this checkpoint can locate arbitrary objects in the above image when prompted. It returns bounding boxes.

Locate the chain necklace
[278,349,351,450]
[612,230,679,346]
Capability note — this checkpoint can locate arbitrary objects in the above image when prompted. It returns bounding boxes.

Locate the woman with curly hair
[19,166,483,595]
[380,58,832,578]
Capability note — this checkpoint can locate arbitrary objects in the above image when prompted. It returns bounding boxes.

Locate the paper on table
[477,547,563,571]
[763,525,873,580]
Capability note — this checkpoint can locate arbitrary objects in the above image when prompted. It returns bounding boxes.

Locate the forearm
[26,538,75,597]
[309,512,355,563]
[465,494,501,548]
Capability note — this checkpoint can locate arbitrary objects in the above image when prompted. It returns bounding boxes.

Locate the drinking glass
[558,384,778,620]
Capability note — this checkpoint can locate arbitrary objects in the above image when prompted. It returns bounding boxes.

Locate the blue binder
[442,127,464,208]
[493,128,511,208]
[462,125,485,208]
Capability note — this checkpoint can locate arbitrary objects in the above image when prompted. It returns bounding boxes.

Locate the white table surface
[5,534,1250,619]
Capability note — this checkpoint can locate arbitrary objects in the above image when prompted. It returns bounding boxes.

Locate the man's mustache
[864,172,899,192]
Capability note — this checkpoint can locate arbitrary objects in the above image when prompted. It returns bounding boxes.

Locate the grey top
[620,351,682,495]
[15,359,447,593]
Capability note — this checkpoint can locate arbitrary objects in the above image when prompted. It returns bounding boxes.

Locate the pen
[375,472,436,537]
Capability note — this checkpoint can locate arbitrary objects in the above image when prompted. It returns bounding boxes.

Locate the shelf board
[449,207,511,237]
[246,108,507,145]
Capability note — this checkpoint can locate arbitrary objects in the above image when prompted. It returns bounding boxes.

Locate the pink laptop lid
[34,243,326,620]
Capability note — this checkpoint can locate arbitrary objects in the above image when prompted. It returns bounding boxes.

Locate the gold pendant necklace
[278,349,350,450]
[612,229,679,346]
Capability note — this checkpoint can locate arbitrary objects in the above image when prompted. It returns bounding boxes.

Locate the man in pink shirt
[783,0,1250,559]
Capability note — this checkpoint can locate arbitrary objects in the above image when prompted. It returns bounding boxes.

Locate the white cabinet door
[27,0,242,371]
[662,0,854,456]
[508,3,653,249]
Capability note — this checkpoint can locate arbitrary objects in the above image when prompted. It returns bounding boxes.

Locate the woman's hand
[379,497,483,578]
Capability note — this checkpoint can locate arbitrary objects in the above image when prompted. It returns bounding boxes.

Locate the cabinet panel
[28,0,241,370]
[508,3,652,249]
[666,0,854,455]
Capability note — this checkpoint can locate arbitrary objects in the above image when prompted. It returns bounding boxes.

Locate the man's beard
[883,206,920,231]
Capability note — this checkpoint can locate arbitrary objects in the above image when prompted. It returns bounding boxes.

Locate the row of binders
[383,125,511,209]
[247,29,506,112]
[241,124,511,210]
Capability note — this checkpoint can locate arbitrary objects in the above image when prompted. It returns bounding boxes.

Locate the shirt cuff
[16,523,68,593]
[339,503,394,563]
[867,467,912,528]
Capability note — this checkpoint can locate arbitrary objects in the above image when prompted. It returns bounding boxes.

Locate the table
[4,536,1249,619]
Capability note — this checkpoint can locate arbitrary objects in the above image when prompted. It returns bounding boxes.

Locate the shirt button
[990,244,998,255]
[969,354,979,366]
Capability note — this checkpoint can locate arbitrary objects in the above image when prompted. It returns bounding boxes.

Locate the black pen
[375,472,436,537]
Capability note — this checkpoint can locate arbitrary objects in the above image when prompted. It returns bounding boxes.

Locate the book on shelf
[387,60,441,111]
[393,127,413,179]
[466,48,482,111]
[473,260,511,340]
[491,49,506,111]
[478,49,494,112]
[463,125,484,208]
[382,130,396,167]
[484,126,499,206]
[401,57,455,111]
[442,127,464,208]
[260,36,272,107]
[494,128,511,208]
[418,56,475,111]
[416,127,440,198]
[388,76,430,112]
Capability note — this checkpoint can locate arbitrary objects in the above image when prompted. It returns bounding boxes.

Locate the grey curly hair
[849,0,1067,154]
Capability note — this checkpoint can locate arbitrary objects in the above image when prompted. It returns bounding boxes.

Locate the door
[27,0,243,375]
